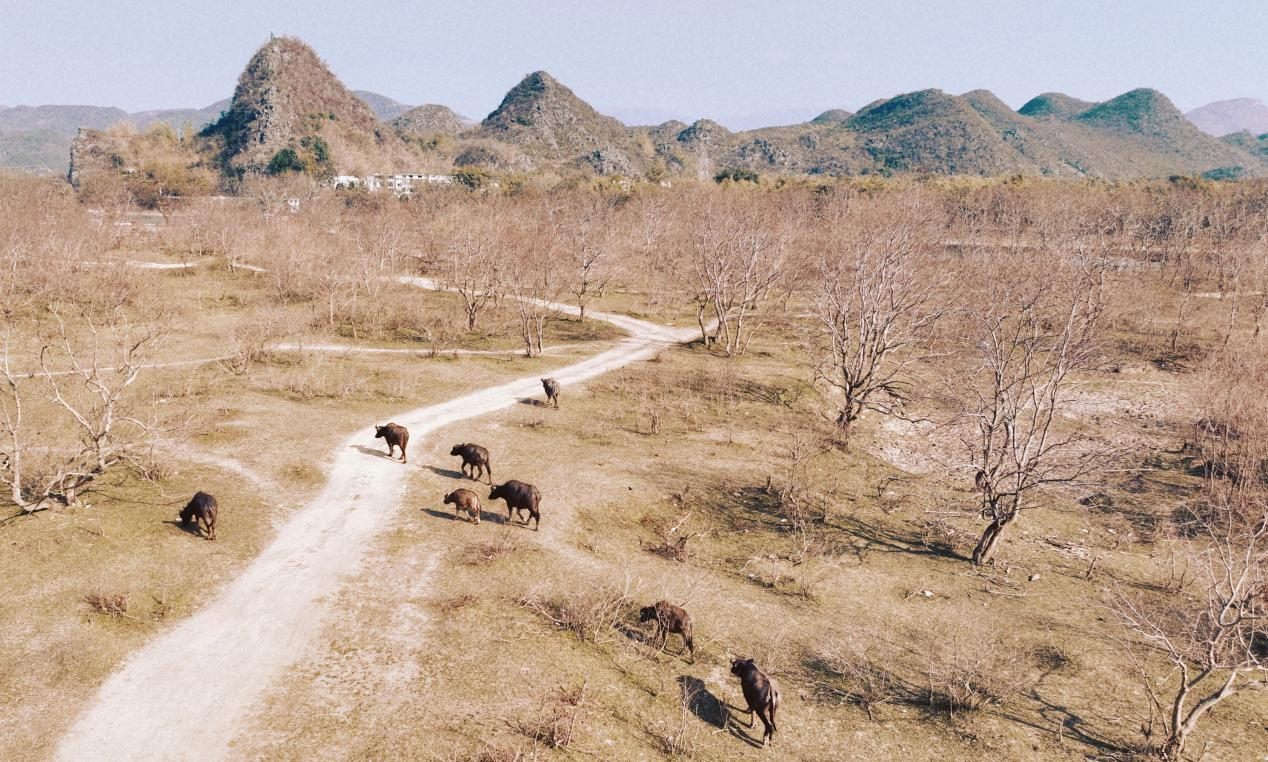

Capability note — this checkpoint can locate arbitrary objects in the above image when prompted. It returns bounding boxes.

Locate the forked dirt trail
[55,298,698,761]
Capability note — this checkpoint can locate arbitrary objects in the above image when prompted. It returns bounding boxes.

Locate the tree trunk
[972,513,1015,565]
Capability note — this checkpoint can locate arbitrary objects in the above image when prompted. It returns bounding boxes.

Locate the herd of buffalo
[178,376,782,746]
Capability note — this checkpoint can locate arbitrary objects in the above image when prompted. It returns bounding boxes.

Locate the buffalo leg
[757,705,774,745]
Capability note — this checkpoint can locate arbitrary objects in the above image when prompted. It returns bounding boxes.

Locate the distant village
[330,173,457,196]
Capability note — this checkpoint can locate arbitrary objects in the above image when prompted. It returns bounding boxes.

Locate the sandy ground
[53,280,699,760]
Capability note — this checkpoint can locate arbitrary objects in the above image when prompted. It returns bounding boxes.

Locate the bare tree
[505,248,562,358]
[560,200,614,322]
[1111,503,1266,761]
[1,308,165,514]
[952,258,1110,565]
[687,197,794,356]
[808,212,945,440]
[434,218,504,331]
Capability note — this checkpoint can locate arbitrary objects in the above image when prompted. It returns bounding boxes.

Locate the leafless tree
[1110,503,1266,761]
[951,258,1111,565]
[807,211,945,440]
[505,249,562,357]
[434,217,504,331]
[560,200,614,322]
[687,197,794,356]
[1,308,165,514]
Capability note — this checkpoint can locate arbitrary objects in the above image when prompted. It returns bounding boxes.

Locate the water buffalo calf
[180,491,218,541]
[374,423,409,463]
[489,480,541,530]
[731,658,780,747]
[639,600,694,659]
[541,377,560,409]
[450,443,492,484]
[443,488,481,524]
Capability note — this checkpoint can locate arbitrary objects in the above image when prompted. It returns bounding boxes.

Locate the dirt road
[54,308,696,760]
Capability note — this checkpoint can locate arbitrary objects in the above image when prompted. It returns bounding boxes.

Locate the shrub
[267,147,303,175]
[714,167,759,184]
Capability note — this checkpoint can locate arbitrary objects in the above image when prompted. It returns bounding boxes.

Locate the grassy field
[219,315,1267,761]
[0,259,622,761]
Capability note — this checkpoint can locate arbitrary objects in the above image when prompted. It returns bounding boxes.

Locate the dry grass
[7,180,1268,761]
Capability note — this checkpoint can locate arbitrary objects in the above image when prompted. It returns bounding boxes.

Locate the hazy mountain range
[1184,98,1268,138]
[38,36,1268,184]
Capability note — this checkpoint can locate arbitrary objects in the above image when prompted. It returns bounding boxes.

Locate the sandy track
[54,302,695,760]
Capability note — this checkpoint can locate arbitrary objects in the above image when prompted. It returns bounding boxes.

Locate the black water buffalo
[374,423,409,463]
[489,480,541,530]
[639,600,694,659]
[180,491,218,541]
[541,377,560,409]
[443,488,481,524]
[730,658,780,747]
[450,443,492,483]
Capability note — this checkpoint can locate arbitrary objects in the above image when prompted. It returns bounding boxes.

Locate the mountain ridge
[41,37,1268,183]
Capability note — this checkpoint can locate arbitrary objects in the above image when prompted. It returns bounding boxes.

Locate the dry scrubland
[1,172,1267,761]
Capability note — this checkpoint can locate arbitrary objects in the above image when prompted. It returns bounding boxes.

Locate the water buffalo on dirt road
[374,423,409,463]
[541,377,560,409]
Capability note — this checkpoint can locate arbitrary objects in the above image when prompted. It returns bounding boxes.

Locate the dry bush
[224,308,295,374]
[271,356,367,400]
[461,530,524,565]
[509,680,591,750]
[516,579,633,644]
[640,510,700,562]
[916,625,1029,717]
[434,593,479,614]
[810,638,903,720]
[641,678,709,758]
[83,592,132,619]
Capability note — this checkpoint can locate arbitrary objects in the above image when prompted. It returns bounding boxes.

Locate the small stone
[921,590,934,598]
[1028,573,1041,582]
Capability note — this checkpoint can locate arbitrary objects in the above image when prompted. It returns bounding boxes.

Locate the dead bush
[224,308,293,374]
[917,626,1028,717]
[516,579,632,644]
[811,639,903,720]
[434,593,479,614]
[640,511,700,563]
[642,678,708,757]
[510,680,590,750]
[462,530,523,565]
[84,592,133,619]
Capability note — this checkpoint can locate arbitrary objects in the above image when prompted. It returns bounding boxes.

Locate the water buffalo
[541,377,560,409]
[180,491,218,541]
[443,488,481,524]
[450,443,492,484]
[374,423,409,463]
[730,658,780,746]
[489,480,541,530]
[639,600,694,659]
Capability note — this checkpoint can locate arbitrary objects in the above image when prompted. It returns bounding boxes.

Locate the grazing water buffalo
[450,443,493,483]
[639,601,694,659]
[443,488,481,524]
[374,423,409,463]
[489,480,541,530]
[730,658,780,747]
[541,377,560,409]
[180,491,218,541]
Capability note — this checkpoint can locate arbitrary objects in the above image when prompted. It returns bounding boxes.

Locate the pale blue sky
[1,0,1264,129]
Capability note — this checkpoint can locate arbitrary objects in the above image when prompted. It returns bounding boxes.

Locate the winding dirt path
[54,300,696,761]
